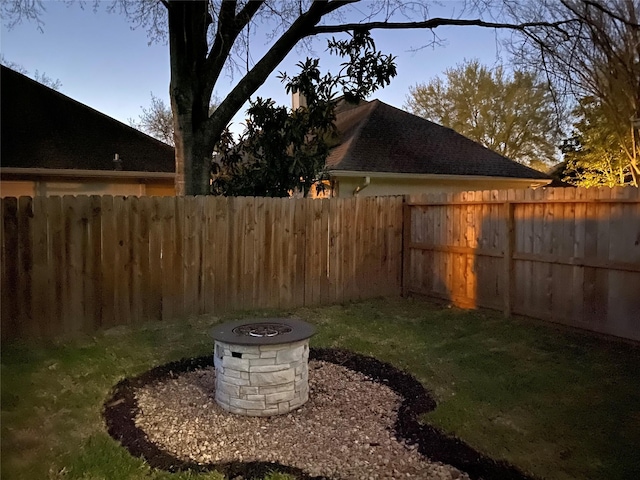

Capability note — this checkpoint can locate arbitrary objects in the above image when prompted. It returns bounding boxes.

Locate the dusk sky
[1,1,511,134]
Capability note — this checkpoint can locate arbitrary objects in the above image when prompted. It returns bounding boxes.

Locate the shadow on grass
[103,349,535,480]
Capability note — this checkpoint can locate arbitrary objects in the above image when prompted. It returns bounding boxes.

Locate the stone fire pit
[210,318,315,416]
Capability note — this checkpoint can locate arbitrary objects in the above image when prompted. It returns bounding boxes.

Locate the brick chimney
[292,89,307,110]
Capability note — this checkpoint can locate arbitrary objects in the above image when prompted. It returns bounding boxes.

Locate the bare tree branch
[203,1,264,96]
[579,0,640,26]
[202,0,350,150]
[311,17,576,36]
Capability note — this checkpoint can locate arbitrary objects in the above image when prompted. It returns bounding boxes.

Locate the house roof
[326,99,552,181]
[1,65,175,173]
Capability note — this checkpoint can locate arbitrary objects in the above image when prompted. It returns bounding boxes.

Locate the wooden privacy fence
[1,195,403,340]
[3,187,639,343]
[403,187,640,342]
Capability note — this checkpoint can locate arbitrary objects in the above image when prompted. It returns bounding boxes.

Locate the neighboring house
[325,99,553,197]
[0,65,176,198]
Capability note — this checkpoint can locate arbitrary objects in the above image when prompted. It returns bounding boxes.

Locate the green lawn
[2,297,639,480]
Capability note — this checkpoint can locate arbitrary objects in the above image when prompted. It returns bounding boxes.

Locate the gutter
[353,176,370,196]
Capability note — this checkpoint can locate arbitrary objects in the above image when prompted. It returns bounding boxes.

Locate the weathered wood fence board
[1,195,403,340]
[405,186,640,342]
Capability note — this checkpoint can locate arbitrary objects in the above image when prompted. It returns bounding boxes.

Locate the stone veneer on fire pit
[210,318,315,416]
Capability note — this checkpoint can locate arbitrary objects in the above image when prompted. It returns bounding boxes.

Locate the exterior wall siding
[333,176,549,198]
[0,179,175,197]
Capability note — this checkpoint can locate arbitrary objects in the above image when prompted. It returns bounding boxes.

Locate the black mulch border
[103,348,536,480]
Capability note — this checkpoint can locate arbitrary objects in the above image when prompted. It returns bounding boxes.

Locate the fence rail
[1,195,403,340]
[403,186,640,342]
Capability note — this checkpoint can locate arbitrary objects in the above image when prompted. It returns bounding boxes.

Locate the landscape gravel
[133,360,470,480]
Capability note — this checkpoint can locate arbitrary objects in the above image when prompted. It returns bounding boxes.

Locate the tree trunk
[168,0,211,196]
[173,123,211,195]
[167,1,343,195]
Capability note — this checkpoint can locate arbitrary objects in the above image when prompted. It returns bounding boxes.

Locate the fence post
[503,201,515,317]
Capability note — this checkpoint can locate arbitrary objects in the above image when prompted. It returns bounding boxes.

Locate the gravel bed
[104,349,534,480]
[133,360,468,479]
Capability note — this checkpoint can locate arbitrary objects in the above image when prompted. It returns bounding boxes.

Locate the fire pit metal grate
[232,323,293,338]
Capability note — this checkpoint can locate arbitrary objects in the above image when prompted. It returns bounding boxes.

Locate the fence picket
[147,197,163,321]
[17,197,35,337]
[31,196,52,337]
[331,199,342,303]
[213,197,230,313]
[319,199,331,303]
[159,197,176,321]
[242,197,256,309]
[557,188,575,322]
[182,196,197,316]
[128,196,143,325]
[137,196,153,323]
[262,198,277,310]
[203,197,216,313]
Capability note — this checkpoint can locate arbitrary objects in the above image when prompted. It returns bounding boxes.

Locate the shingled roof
[326,99,551,180]
[1,65,175,173]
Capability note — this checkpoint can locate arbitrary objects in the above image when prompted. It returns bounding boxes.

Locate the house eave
[327,170,552,186]
[0,167,175,181]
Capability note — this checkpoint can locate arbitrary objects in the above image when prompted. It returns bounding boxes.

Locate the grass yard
[2,297,639,480]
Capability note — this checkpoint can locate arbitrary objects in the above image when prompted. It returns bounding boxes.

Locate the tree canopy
[130,93,175,145]
[405,59,560,170]
[130,93,220,147]
[561,96,636,187]
[508,0,640,186]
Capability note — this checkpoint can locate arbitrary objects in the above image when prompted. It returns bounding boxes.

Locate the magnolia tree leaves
[211,32,396,198]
